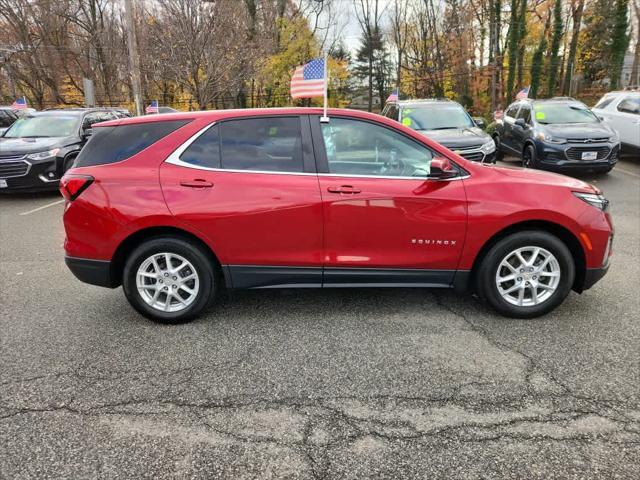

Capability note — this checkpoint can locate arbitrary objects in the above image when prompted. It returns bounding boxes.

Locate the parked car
[493,98,621,173]
[0,108,119,192]
[0,106,18,136]
[61,108,613,323]
[592,90,640,154]
[382,99,496,163]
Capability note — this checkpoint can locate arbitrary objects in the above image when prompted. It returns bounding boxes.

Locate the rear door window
[219,117,303,173]
[75,120,189,167]
[179,124,221,168]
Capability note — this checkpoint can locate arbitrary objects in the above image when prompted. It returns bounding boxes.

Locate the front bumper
[536,141,619,171]
[65,256,119,288]
[0,155,63,192]
[583,263,610,290]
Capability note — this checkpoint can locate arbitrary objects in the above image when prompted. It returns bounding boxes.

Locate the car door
[501,104,521,153]
[612,96,640,147]
[511,104,532,150]
[160,115,324,289]
[311,116,467,286]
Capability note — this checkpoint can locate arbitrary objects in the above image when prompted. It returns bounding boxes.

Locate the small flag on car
[290,58,326,99]
[515,86,530,100]
[145,100,159,114]
[11,97,27,110]
[386,88,399,103]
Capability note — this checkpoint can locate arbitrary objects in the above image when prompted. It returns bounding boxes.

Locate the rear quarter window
[75,120,189,167]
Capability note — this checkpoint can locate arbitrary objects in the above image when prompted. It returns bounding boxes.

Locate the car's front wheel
[122,237,217,323]
[477,231,575,318]
[522,144,537,169]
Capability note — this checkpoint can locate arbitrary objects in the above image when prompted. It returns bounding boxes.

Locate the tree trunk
[562,0,585,95]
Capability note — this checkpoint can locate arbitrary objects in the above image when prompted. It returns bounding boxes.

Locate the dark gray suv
[493,98,621,173]
[382,99,496,163]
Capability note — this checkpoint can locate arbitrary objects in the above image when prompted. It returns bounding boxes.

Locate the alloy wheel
[136,252,200,312]
[495,246,561,307]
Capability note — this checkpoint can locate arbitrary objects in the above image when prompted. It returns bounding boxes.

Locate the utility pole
[124,0,143,116]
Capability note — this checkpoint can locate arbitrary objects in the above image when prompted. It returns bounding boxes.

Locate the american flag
[291,58,326,99]
[515,86,530,100]
[11,97,27,110]
[386,88,398,103]
[145,100,159,114]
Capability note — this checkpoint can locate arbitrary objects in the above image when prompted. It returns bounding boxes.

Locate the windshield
[3,115,80,138]
[533,104,599,125]
[400,105,474,131]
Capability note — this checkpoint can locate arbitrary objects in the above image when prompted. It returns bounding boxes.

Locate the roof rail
[550,96,576,101]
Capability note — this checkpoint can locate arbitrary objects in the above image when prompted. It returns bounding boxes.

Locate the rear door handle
[327,185,361,194]
[180,179,213,188]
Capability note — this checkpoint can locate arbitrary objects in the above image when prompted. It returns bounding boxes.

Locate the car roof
[390,99,460,107]
[97,107,393,127]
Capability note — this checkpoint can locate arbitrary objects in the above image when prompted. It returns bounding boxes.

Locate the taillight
[60,174,94,201]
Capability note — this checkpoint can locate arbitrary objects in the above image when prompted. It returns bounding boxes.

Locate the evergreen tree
[609,0,630,89]
[516,0,528,87]
[506,0,520,101]
[530,13,551,98]
[546,0,564,97]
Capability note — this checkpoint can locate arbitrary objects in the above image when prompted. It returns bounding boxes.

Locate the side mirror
[429,157,457,179]
[82,127,93,138]
[473,117,486,129]
[514,118,526,128]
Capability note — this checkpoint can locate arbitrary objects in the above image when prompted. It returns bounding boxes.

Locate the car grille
[566,137,610,144]
[0,156,30,178]
[566,146,610,161]
[451,145,484,162]
[459,151,484,162]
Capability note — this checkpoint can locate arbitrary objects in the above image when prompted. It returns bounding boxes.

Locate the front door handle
[180,179,213,188]
[327,185,361,194]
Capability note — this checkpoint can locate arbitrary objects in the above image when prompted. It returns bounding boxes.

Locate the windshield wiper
[430,126,460,130]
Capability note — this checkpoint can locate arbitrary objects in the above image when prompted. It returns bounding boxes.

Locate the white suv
[592,91,640,153]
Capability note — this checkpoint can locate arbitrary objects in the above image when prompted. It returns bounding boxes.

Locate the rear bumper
[65,256,118,288]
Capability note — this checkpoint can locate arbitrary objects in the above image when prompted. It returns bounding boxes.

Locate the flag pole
[320,53,329,123]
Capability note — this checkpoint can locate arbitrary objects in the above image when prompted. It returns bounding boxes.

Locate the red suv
[61,108,613,323]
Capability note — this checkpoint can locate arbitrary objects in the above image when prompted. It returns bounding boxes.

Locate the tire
[522,144,537,169]
[492,135,504,161]
[477,231,575,318]
[62,154,76,174]
[122,236,217,323]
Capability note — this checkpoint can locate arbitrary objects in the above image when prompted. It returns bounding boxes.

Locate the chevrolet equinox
[61,108,613,323]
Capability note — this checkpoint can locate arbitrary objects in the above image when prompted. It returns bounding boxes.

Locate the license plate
[0,179,7,188]
[582,151,598,160]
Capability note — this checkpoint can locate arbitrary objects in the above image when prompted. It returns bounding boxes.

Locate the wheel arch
[110,226,224,288]
[469,220,586,293]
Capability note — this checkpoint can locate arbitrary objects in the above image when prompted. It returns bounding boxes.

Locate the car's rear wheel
[122,237,217,323]
[477,231,575,318]
[522,144,537,169]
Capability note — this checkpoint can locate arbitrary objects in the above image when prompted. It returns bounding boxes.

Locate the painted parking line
[614,167,640,179]
[19,199,65,216]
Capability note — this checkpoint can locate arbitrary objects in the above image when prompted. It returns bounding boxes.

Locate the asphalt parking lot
[1,157,639,479]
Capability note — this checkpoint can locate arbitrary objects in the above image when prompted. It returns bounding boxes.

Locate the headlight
[608,131,619,143]
[573,192,609,211]
[480,139,496,154]
[26,148,60,161]
[535,132,566,144]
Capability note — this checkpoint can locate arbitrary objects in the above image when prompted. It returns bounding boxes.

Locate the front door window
[320,118,435,178]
